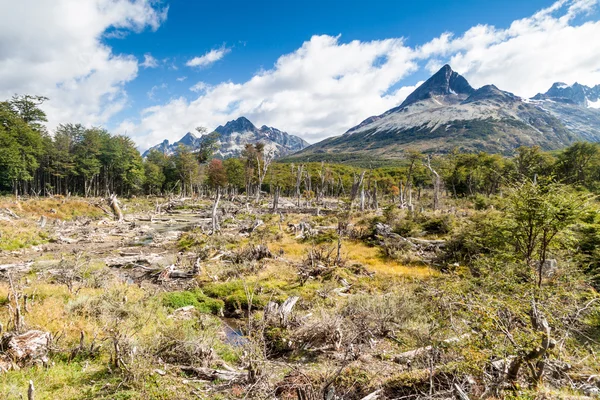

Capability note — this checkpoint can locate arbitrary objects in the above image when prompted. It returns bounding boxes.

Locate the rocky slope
[144,117,308,158]
[290,65,599,160]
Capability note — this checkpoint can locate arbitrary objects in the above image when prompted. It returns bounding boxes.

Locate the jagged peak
[398,64,475,109]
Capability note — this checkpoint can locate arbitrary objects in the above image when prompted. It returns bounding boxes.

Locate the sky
[1,0,600,150]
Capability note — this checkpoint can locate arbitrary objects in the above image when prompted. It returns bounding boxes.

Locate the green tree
[506,180,585,287]
[174,144,200,196]
[223,157,245,191]
[0,102,44,195]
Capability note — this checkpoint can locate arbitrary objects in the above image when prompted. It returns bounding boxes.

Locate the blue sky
[2,0,600,149]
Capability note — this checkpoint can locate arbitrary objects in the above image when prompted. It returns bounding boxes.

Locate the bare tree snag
[295,164,304,207]
[108,194,123,222]
[28,380,35,400]
[272,185,280,212]
[350,171,366,209]
[425,156,441,211]
[212,188,221,233]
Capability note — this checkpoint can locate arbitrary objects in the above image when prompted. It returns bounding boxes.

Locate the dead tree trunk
[212,188,221,233]
[425,156,441,211]
[295,164,304,207]
[272,186,280,212]
[108,194,123,222]
[349,171,366,209]
[372,185,379,210]
[360,187,365,211]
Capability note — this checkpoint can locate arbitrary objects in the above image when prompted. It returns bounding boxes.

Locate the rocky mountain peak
[533,82,600,107]
[398,64,475,108]
[462,84,517,104]
[216,116,256,135]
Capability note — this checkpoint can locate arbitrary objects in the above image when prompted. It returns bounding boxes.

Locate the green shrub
[420,214,453,235]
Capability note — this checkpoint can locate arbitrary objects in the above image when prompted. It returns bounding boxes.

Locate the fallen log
[0,262,34,274]
[179,365,246,383]
[105,254,165,268]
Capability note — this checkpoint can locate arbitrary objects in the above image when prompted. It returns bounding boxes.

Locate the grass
[0,196,106,251]
[0,220,49,250]
[270,234,435,279]
[0,197,104,221]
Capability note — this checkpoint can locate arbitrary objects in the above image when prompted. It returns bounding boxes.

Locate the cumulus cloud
[132,35,418,148]
[186,47,231,68]
[419,0,600,96]
[141,53,159,68]
[0,0,167,129]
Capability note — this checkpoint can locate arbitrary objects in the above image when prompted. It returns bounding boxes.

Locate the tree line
[4,94,600,199]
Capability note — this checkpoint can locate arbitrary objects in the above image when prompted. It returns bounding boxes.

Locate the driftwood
[0,330,51,372]
[0,262,34,274]
[179,365,246,383]
[394,334,470,363]
[105,254,165,268]
[360,390,382,400]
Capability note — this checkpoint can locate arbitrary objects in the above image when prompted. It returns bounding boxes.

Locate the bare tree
[425,156,441,210]
[212,187,222,233]
[349,171,365,209]
[295,164,304,207]
[255,147,275,203]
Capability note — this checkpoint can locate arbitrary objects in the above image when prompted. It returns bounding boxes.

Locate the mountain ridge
[143,116,309,158]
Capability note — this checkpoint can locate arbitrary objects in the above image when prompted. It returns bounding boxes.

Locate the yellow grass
[269,234,436,279]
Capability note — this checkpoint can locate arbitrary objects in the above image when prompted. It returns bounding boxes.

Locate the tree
[223,158,245,192]
[0,102,44,195]
[555,142,600,187]
[9,95,49,131]
[207,159,228,189]
[507,180,584,287]
[173,144,200,196]
[197,130,220,164]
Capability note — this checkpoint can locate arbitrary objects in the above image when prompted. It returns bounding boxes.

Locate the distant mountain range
[288,65,600,160]
[145,66,600,161]
[143,117,308,158]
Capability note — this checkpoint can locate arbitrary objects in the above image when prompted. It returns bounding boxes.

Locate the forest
[1,95,600,400]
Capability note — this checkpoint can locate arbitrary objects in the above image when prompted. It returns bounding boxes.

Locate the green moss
[161,290,224,315]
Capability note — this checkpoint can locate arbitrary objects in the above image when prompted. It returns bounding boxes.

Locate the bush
[420,215,453,235]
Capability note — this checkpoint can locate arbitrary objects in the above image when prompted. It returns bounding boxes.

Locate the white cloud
[141,53,159,68]
[176,76,187,82]
[147,83,167,100]
[419,0,600,97]
[190,81,211,92]
[0,0,167,129]
[128,0,600,150]
[130,35,417,148]
[186,47,231,68]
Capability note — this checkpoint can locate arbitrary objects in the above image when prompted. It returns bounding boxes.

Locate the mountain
[290,65,600,161]
[532,82,600,107]
[143,117,308,158]
[530,83,600,142]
